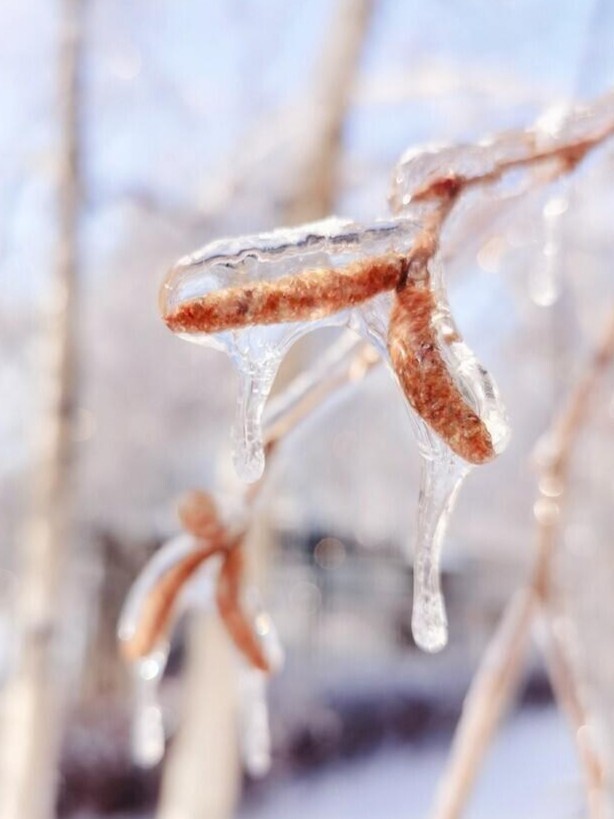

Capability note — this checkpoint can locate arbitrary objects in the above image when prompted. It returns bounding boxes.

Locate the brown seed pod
[387,277,495,465]
[163,254,407,334]
[215,546,271,673]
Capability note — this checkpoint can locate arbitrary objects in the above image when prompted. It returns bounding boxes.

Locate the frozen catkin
[389,287,493,464]
[388,273,495,465]
[164,253,405,334]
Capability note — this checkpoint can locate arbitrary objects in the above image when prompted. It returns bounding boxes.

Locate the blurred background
[2,0,614,817]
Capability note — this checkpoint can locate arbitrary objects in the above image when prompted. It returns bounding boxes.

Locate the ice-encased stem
[412,442,470,653]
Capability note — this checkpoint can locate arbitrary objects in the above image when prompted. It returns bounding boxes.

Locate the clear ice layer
[428,255,510,459]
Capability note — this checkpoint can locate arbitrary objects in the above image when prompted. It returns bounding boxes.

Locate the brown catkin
[387,280,494,465]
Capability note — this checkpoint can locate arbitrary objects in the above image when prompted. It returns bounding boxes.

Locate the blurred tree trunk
[0,1,83,817]
[283,0,374,224]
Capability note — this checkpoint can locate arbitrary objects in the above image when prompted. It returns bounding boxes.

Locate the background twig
[429,310,614,819]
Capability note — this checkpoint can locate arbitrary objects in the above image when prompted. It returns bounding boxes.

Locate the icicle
[238,667,272,777]
[232,363,279,483]
[385,253,508,651]
[412,437,470,653]
[131,647,168,767]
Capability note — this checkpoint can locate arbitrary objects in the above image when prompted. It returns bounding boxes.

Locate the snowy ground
[238,706,580,819]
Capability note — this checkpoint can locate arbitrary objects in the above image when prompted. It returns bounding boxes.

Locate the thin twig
[536,611,606,819]
[429,589,537,819]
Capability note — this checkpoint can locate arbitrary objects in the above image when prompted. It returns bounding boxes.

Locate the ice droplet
[131,648,168,767]
[239,668,272,777]
[411,437,470,653]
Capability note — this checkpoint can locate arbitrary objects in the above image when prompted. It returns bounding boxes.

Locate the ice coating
[236,592,283,777]
[160,217,422,481]
[429,256,510,458]
[118,535,219,767]
[387,253,508,651]
[245,588,285,673]
[411,437,469,652]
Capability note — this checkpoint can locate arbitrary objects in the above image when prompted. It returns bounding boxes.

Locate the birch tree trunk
[0,1,83,817]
